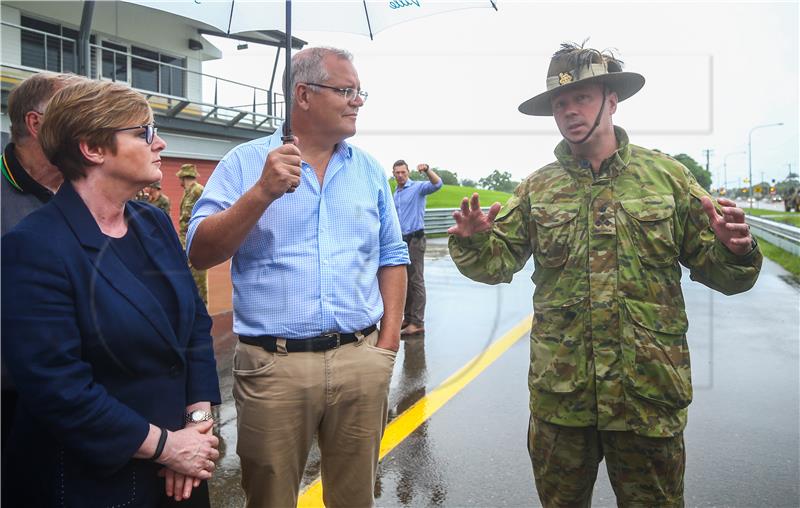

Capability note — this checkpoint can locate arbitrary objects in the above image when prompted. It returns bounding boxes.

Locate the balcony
[1,20,285,138]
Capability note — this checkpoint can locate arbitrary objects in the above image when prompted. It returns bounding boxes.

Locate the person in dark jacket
[1,80,221,507]
[1,72,86,455]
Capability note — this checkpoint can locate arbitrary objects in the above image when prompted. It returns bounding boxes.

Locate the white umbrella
[122,0,498,138]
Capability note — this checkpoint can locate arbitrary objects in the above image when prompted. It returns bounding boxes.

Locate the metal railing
[424,208,491,235]
[1,20,285,131]
[746,215,800,256]
[425,209,800,257]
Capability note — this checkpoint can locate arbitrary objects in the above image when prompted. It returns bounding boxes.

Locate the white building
[1,0,301,166]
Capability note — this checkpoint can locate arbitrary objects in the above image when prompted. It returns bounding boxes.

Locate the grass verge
[388,182,513,209]
[744,208,800,227]
[755,237,800,277]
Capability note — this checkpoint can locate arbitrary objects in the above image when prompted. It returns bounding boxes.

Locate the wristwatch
[185,410,213,424]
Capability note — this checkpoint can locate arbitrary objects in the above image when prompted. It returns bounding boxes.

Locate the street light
[748,122,783,208]
[723,151,745,193]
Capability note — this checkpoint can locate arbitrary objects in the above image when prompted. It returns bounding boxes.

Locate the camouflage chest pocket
[530,296,589,393]
[620,298,692,409]
[530,203,580,268]
[619,195,678,268]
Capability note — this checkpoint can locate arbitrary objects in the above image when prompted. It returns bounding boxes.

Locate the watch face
[190,410,210,422]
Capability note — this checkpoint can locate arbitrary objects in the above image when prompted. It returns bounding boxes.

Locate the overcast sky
[203,1,799,189]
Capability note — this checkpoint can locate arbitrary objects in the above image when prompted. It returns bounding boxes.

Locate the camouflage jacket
[150,195,171,217]
[449,127,762,437]
[179,181,204,247]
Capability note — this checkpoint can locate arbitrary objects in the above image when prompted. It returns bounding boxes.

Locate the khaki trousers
[233,330,395,508]
[403,235,426,326]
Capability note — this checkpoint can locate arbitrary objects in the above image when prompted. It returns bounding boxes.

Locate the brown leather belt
[402,229,424,242]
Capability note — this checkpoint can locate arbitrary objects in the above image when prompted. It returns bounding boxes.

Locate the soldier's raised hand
[700,196,754,256]
[258,136,302,199]
[448,193,502,237]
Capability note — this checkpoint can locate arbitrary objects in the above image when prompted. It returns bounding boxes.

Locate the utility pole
[702,149,713,189]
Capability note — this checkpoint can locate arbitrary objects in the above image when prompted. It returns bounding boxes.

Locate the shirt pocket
[618,194,678,268]
[530,296,589,393]
[530,203,580,268]
[620,298,692,409]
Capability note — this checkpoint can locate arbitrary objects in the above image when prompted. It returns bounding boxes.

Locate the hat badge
[559,72,573,85]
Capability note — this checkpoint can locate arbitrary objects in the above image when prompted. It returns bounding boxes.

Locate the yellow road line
[297,314,532,508]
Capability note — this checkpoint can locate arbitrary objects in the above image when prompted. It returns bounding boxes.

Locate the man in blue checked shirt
[186,47,409,508]
[392,160,442,336]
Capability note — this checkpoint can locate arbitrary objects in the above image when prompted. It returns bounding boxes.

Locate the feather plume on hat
[553,39,625,74]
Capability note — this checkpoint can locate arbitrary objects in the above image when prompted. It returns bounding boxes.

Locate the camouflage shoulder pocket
[494,195,521,223]
[619,194,678,268]
[530,202,580,268]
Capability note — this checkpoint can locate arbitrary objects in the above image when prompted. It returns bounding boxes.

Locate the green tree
[672,153,711,191]
[479,170,518,193]
[777,173,800,196]
[460,178,477,188]
[435,168,459,185]
[409,167,458,185]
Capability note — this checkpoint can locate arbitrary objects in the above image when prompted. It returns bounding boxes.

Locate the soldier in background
[147,180,171,217]
[448,42,762,507]
[177,164,208,304]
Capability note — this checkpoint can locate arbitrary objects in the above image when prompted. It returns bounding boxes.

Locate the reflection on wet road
[208,239,799,507]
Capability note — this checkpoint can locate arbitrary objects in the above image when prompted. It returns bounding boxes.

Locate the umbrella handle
[282,0,293,149]
[282,127,296,193]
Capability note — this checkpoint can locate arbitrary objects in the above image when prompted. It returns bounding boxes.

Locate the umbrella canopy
[127,0,496,39]
[123,0,498,137]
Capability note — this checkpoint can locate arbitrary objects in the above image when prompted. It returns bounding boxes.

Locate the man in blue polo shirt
[392,160,442,336]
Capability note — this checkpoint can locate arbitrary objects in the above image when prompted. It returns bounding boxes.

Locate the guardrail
[424,208,492,235]
[746,215,800,256]
[424,209,800,257]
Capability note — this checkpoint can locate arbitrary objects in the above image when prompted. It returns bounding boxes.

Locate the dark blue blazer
[1,181,221,507]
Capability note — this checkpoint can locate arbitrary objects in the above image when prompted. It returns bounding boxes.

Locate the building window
[159,54,186,98]
[131,46,186,97]
[20,16,95,75]
[101,41,128,82]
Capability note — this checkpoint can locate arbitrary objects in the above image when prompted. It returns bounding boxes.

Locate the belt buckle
[321,332,341,349]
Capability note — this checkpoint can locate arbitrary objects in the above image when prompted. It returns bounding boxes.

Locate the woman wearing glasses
[1,80,220,507]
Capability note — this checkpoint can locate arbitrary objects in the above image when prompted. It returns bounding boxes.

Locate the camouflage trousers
[527,416,685,508]
[190,265,208,305]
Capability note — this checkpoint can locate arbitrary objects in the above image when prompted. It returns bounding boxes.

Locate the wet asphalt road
[207,238,799,507]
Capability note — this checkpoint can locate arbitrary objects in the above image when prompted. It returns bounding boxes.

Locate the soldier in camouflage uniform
[146,180,171,216]
[177,164,208,304]
[449,42,762,507]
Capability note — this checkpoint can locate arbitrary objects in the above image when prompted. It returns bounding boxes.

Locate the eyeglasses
[114,123,158,144]
[304,83,368,103]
